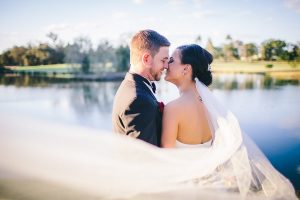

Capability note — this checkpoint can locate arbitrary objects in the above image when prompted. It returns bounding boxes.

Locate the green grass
[212,60,300,80]
[212,61,300,81]
[212,60,300,73]
[5,61,300,77]
[6,64,80,73]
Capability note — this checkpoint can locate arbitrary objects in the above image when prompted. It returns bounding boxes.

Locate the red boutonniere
[158,101,165,113]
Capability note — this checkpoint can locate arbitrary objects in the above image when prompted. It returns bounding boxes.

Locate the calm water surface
[0,73,299,189]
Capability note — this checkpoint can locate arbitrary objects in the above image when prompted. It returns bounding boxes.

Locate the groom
[112,29,170,147]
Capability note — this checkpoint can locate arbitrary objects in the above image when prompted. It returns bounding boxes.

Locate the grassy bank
[211,61,300,81]
[212,60,300,73]
[3,61,300,82]
[5,64,79,73]
[5,61,300,74]
[2,64,126,82]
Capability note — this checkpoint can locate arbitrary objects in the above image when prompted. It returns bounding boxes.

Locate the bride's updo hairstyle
[177,44,213,86]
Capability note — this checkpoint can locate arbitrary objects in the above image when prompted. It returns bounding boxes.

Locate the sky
[0,0,300,52]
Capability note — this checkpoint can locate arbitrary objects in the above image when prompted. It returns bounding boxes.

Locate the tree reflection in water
[211,73,299,90]
[69,82,120,115]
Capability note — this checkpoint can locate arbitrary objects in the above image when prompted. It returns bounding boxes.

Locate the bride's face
[164,49,184,84]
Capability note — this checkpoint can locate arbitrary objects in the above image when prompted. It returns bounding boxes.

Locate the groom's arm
[122,95,158,145]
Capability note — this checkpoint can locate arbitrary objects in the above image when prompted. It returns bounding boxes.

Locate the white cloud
[44,22,100,37]
[142,17,157,23]
[42,22,107,46]
[192,0,206,7]
[0,32,44,52]
[112,11,130,19]
[41,20,135,48]
[284,0,300,13]
[234,10,253,17]
[132,0,144,4]
[192,10,218,18]
[265,17,273,21]
[167,0,205,9]
[45,23,72,32]
[167,0,185,7]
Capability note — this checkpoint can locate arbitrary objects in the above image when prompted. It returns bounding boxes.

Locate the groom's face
[149,46,169,81]
[164,49,185,84]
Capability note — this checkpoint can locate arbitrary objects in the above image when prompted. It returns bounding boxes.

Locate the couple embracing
[113,29,212,148]
[112,30,297,199]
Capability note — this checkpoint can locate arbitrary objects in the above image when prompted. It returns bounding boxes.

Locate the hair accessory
[208,64,212,72]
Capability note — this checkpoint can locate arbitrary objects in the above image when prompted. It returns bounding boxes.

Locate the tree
[94,40,116,65]
[64,43,83,64]
[297,42,300,61]
[0,50,15,66]
[115,45,130,72]
[22,46,49,66]
[23,48,40,66]
[25,44,58,65]
[222,35,239,61]
[74,36,92,54]
[64,36,93,73]
[9,46,27,65]
[206,38,221,59]
[195,35,202,45]
[0,42,65,66]
[241,43,258,61]
[283,43,298,61]
[225,34,232,43]
[261,39,290,60]
[223,44,238,61]
[75,37,93,73]
[47,32,58,45]
[46,32,65,63]
[0,46,27,66]
[81,55,90,74]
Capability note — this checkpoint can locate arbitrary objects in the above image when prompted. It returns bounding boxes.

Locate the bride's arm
[161,102,179,148]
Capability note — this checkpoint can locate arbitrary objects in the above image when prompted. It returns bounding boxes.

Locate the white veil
[0,79,297,199]
[194,78,297,199]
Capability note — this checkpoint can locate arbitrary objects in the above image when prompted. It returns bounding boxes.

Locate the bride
[161,44,214,148]
[160,44,297,199]
[0,45,297,199]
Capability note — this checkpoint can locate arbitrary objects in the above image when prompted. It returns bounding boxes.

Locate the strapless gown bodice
[175,139,213,148]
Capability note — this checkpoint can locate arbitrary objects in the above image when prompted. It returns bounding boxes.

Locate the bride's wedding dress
[176,139,213,148]
[0,79,297,199]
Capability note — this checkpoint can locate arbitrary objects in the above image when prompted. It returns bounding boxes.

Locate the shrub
[265,64,273,68]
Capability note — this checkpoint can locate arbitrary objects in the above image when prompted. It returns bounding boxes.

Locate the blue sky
[0,0,299,52]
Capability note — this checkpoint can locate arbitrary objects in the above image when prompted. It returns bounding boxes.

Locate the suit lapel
[125,73,157,101]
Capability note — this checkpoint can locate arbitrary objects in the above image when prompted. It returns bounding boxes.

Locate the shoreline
[2,61,300,82]
[2,70,300,82]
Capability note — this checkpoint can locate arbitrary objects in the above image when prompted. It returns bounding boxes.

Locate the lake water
[0,73,299,190]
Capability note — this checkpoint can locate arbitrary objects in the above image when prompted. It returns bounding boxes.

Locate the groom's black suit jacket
[112,73,162,147]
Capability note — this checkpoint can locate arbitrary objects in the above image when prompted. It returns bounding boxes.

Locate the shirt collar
[128,72,156,94]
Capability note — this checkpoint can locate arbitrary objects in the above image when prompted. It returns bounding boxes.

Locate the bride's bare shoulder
[165,97,186,112]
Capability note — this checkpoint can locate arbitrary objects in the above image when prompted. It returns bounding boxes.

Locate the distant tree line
[0,32,130,73]
[0,33,299,73]
[204,34,299,62]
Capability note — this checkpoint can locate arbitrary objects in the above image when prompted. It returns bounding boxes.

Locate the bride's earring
[182,65,189,76]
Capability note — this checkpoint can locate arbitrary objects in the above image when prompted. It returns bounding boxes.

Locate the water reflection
[0,73,299,191]
[0,74,72,87]
[58,82,120,129]
[212,73,300,90]
[1,73,299,90]
[69,83,116,114]
[0,79,121,130]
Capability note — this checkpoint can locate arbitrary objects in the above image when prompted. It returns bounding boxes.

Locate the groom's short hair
[130,29,170,66]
